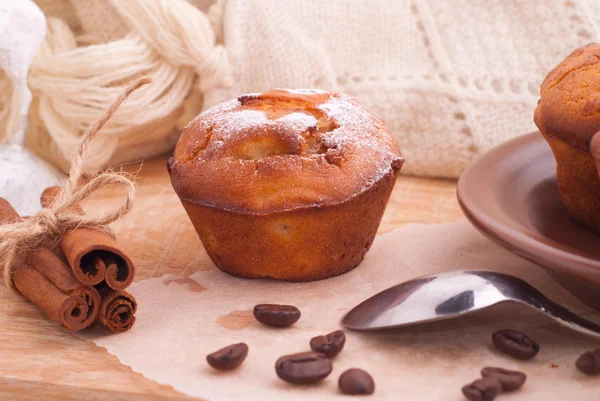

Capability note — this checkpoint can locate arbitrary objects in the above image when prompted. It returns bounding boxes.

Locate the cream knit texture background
[6,0,600,177]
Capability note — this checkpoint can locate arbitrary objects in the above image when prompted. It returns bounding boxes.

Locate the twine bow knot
[0,76,151,292]
[36,208,61,238]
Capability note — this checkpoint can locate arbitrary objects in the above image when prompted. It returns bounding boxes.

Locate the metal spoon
[342,270,600,337]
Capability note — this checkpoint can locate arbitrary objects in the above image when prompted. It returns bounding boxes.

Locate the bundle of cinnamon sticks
[0,186,137,333]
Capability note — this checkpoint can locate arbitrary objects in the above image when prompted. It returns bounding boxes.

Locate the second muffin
[534,43,600,233]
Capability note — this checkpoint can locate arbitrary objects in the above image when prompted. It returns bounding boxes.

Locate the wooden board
[0,155,463,399]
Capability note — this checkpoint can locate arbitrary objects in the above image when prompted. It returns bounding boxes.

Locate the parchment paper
[78,221,600,400]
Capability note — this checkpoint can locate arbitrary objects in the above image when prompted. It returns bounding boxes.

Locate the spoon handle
[524,294,600,337]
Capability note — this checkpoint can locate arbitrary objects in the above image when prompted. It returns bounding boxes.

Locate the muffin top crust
[170,89,403,214]
[535,43,600,149]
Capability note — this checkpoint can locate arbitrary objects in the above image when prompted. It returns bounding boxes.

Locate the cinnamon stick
[96,284,137,333]
[0,198,101,331]
[41,186,135,290]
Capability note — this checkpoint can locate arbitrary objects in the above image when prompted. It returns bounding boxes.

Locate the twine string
[0,76,151,292]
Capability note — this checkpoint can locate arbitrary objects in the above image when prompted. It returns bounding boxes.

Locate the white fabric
[0,1,63,217]
[0,144,64,216]
[5,0,600,177]
[0,0,46,144]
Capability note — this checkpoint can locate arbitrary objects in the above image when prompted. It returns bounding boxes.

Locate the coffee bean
[338,368,375,395]
[310,330,346,358]
[492,329,539,360]
[462,377,502,401]
[253,304,301,327]
[481,367,526,391]
[206,343,248,370]
[275,352,333,384]
[576,349,600,376]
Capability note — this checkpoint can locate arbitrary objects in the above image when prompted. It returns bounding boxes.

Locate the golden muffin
[168,89,403,281]
[534,43,600,233]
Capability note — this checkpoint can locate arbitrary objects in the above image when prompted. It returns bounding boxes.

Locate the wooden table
[0,155,464,400]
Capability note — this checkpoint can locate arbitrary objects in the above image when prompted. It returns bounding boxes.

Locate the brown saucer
[457,132,600,309]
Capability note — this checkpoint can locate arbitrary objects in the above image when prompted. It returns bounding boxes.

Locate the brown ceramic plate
[457,131,600,308]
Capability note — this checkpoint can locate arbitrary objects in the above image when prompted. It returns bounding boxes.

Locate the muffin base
[180,169,399,282]
[542,132,600,233]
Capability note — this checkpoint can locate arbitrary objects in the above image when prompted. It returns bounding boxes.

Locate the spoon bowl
[342,271,600,337]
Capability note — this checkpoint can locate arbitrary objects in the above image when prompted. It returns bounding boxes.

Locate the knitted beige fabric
[18,0,600,177]
[208,0,599,177]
